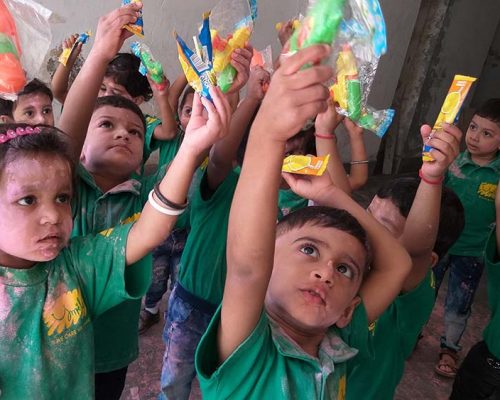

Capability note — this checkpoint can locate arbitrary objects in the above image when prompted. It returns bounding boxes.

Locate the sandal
[435,348,459,378]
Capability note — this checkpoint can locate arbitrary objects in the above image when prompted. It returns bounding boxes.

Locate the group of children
[0,2,499,399]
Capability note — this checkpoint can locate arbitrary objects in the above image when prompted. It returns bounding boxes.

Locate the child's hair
[94,95,147,134]
[475,98,500,124]
[0,98,14,118]
[277,206,371,271]
[376,177,465,259]
[0,123,74,179]
[17,79,54,102]
[105,53,153,101]
[179,86,195,113]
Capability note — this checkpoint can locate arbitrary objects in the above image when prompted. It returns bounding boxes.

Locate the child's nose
[40,204,62,225]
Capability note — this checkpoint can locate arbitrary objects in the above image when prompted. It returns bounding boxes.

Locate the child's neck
[266,307,325,358]
[471,152,497,167]
[90,171,130,193]
[0,251,35,269]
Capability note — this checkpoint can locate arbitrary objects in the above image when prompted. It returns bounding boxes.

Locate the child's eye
[129,129,142,137]
[24,111,34,118]
[483,131,492,137]
[99,86,107,93]
[183,107,192,117]
[99,120,113,129]
[17,196,35,206]
[469,123,477,131]
[42,107,53,115]
[300,244,319,257]
[336,264,354,279]
[56,194,71,204]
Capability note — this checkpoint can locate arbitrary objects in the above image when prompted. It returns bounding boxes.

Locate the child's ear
[336,295,362,328]
[0,115,11,123]
[430,251,439,268]
[133,96,145,106]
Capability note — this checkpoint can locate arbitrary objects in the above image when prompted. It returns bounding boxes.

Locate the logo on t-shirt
[477,182,497,201]
[43,288,88,338]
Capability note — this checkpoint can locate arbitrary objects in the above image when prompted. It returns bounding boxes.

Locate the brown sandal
[435,348,459,378]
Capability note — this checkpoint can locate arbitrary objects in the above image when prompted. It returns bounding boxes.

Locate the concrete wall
[37,0,420,161]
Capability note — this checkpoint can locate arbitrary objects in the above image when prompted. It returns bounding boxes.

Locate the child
[433,98,500,378]
[159,66,266,400]
[194,45,411,399]
[0,98,13,123]
[344,122,465,399]
[0,78,228,397]
[12,79,54,126]
[450,180,500,399]
[57,5,233,399]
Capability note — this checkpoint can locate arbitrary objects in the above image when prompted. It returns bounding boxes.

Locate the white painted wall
[37,0,420,161]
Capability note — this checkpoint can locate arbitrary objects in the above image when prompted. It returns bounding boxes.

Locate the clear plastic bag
[251,45,273,74]
[0,0,52,100]
[210,0,254,92]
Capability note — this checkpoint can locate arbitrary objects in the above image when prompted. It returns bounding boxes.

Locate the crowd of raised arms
[0,2,499,400]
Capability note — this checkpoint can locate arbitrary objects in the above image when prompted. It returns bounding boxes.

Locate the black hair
[475,98,500,124]
[94,95,147,134]
[434,187,465,259]
[0,98,13,118]
[105,53,153,101]
[16,79,54,102]
[277,206,371,270]
[0,123,74,180]
[376,176,465,259]
[376,177,420,218]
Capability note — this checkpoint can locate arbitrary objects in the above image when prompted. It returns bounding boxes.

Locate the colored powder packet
[175,12,216,101]
[59,31,91,67]
[282,154,330,176]
[130,41,166,88]
[422,74,477,162]
[122,0,144,38]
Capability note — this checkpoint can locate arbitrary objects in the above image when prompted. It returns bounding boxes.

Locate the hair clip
[0,126,43,144]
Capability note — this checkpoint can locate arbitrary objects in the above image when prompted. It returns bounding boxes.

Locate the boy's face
[266,224,366,333]
[367,196,406,238]
[13,93,54,126]
[179,93,194,130]
[81,105,145,178]
[0,154,72,268]
[465,115,500,160]
[99,76,144,105]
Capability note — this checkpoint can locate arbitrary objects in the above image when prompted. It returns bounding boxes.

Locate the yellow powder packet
[282,154,330,176]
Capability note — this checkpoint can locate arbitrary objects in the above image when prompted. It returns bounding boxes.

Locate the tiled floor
[121,174,492,399]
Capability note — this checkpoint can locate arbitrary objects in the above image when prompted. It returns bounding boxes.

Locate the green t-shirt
[345,271,436,400]
[483,229,500,358]
[177,170,238,305]
[196,307,358,400]
[0,225,149,399]
[71,166,161,373]
[278,189,309,220]
[144,115,183,168]
[445,151,500,257]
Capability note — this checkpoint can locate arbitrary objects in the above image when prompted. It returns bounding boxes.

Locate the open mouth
[301,289,326,306]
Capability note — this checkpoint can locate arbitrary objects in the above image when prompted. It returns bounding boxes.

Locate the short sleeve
[143,115,163,161]
[196,307,272,397]
[70,224,151,317]
[339,301,373,361]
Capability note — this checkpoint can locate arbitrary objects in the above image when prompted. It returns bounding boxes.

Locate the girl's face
[0,153,73,268]
[179,93,194,130]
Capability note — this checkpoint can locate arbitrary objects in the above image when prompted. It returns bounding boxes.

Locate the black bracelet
[153,183,188,210]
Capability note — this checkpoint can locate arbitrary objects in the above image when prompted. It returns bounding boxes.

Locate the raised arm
[207,65,269,190]
[283,171,412,324]
[148,76,178,141]
[167,73,187,113]
[314,100,351,194]
[219,45,333,362]
[51,34,82,104]
[58,3,141,162]
[126,88,231,264]
[343,118,368,190]
[400,123,461,292]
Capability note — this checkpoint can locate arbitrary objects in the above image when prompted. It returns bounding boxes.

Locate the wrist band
[315,132,336,140]
[154,183,188,210]
[350,160,369,165]
[148,191,185,216]
[418,169,444,185]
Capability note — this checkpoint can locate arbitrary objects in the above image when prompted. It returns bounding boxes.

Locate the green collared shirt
[196,307,358,400]
[445,151,500,257]
[144,115,183,168]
